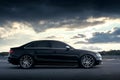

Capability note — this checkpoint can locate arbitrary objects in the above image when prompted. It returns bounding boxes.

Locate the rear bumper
[8,57,19,65]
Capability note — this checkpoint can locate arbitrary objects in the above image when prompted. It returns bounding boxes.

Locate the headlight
[96,53,102,57]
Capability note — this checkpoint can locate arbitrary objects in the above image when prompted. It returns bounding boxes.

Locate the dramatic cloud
[74,41,88,44]
[0,17,107,34]
[74,27,120,44]
[0,21,34,39]
[1,0,120,51]
[87,27,120,43]
[0,0,120,21]
[71,34,86,39]
[0,0,120,32]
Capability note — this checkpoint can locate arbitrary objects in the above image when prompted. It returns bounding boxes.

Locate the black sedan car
[8,40,102,69]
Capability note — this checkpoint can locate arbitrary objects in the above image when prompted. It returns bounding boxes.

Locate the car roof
[32,40,63,43]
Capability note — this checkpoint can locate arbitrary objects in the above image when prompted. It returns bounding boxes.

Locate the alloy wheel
[81,55,95,68]
[19,55,34,69]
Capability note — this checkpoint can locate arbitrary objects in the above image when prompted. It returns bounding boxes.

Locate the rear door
[24,41,55,62]
[33,41,54,62]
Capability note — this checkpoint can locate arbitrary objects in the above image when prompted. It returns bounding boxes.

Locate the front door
[50,41,78,63]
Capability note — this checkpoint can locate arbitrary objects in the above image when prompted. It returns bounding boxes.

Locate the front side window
[51,41,67,48]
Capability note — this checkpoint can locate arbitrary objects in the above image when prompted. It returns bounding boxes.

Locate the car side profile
[8,40,102,69]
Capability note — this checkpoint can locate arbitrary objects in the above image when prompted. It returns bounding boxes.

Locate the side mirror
[66,46,70,51]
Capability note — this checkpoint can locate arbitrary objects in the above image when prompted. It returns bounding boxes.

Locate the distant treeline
[99,50,120,55]
[0,52,8,56]
[0,50,120,56]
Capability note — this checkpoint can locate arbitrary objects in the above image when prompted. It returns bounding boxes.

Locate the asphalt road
[0,58,120,80]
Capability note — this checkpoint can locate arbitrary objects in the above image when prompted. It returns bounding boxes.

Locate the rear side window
[25,41,51,48]
[51,41,67,48]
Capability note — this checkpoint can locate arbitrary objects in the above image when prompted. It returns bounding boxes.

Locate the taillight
[9,49,14,54]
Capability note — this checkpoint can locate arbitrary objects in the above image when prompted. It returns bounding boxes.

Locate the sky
[1,0,120,52]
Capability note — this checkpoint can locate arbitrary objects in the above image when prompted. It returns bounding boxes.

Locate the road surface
[0,57,120,80]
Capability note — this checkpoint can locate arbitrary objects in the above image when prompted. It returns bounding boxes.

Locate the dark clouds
[0,0,120,32]
[32,17,106,32]
[0,0,120,22]
[87,28,120,43]
[71,34,86,39]
[74,27,120,44]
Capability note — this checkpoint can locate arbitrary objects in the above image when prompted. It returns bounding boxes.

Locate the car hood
[76,49,98,54]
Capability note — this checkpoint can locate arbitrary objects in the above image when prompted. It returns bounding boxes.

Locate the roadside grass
[99,50,120,55]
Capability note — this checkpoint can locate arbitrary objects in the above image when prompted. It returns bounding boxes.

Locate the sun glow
[1,17,120,52]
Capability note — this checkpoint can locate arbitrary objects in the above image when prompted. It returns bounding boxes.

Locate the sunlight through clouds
[1,17,120,52]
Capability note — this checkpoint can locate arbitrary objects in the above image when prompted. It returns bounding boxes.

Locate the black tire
[19,55,34,69]
[79,55,95,68]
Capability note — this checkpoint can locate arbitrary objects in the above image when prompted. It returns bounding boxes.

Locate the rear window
[25,41,51,48]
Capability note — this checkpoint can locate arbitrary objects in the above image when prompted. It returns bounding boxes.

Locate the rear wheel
[19,55,34,69]
[80,55,95,68]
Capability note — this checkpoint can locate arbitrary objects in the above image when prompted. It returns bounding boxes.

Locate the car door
[32,41,56,62]
[25,41,55,62]
[50,41,78,63]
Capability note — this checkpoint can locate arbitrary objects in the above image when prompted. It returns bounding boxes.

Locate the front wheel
[19,55,34,69]
[80,55,95,68]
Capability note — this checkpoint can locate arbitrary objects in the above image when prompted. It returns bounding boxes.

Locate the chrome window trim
[24,47,68,50]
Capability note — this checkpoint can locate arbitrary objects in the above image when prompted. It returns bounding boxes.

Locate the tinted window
[25,41,51,48]
[51,41,67,48]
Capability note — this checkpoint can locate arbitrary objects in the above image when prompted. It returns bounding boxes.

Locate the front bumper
[95,60,102,65]
[95,53,102,65]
